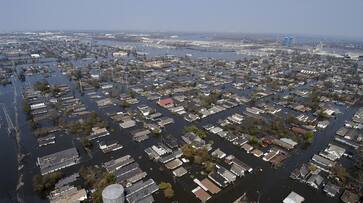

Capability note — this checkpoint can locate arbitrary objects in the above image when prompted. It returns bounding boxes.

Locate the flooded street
[0,69,359,203]
[0,36,362,203]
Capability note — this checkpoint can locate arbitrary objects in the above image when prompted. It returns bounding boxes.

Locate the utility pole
[125,66,129,92]
[79,79,83,93]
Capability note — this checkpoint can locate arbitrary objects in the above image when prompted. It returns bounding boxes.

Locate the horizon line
[1,29,362,42]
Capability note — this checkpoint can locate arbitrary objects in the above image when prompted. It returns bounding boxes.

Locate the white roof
[280,138,298,147]
[283,191,304,203]
[31,53,40,58]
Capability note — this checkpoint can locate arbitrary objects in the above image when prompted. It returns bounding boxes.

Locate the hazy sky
[1,0,363,39]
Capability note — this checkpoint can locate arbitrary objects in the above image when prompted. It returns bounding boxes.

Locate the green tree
[332,164,348,184]
[80,166,116,203]
[159,182,172,190]
[33,171,63,196]
[304,131,314,143]
[164,187,175,199]
[23,100,31,114]
[159,182,174,199]
[184,125,207,138]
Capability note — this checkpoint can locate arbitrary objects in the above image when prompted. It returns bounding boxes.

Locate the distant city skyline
[1,0,363,40]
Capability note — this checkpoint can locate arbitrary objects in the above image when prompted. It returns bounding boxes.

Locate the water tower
[102,184,125,203]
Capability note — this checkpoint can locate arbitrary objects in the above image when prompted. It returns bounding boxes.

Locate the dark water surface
[0,47,360,203]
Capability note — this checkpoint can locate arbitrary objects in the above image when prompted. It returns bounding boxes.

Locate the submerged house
[37,147,79,175]
[306,174,324,189]
[157,98,174,108]
[283,191,304,203]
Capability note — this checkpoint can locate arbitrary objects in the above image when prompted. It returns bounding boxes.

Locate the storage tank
[102,184,125,203]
